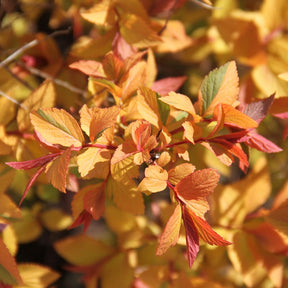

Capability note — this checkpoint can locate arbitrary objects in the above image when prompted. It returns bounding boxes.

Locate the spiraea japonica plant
[1,0,288,287]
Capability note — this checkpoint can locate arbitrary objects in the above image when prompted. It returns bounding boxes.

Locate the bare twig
[0,89,28,110]
[0,28,71,68]
[190,0,219,10]
[18,61,87,97]
[3,65,34,91]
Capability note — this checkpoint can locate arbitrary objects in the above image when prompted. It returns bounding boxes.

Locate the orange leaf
[69,60,105,78]
[175,169,220,200]
[30,108,84,147]
[83,184,106,221]
[156,204,182,255]
[214,104,258,129]
[168,163,196,186]
[89,106,120,142]
[0,238,22,285]
[187,210,231,246]
[45,148,72,193]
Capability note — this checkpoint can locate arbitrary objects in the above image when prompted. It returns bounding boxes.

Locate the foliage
[0,0,288,287]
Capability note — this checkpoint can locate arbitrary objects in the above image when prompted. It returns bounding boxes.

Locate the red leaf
[69,60,105,78]
[69,210,93,232]
[239,131,282,153]
[19,165,46,206]
[182,206,199,268]
[243,94,275,123]
[6,153,59,170]
[152,76,187,95]
[188,211,231,246]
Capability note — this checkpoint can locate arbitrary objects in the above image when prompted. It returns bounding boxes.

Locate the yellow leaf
[77,147,111,179]
[168,163,196,186]
[89,106,120,141]
[54,235,114,266]
[106,176,144,215]
[137,87,160,128]
[119,14,161,49]
[80,0,116,27]
[12,207,42,244]
[40,208,73,232]
[2,225,18,256]
[159,92,196,115]
[105,205,137,234]
[30,108,84,147]
[138,165,168,193]
[0,193,22,220]
[17,80,56,131]
[101,253,134,288]
[15,264,60,288]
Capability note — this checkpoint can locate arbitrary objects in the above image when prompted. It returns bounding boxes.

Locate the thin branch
[18,61,88,97]
[190,0,219,10]
[0,28,71,68]
[0,89,28,110]
[3,65,34,91]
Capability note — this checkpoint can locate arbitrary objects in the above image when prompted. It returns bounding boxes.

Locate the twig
[0,89,28,110]
[3,65,34,91]
[18,61,87,97]
[0,28,71,68]
[190,0,219,10]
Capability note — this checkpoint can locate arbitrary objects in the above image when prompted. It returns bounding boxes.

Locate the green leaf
[200,62,230,113]
[156,93,170,126]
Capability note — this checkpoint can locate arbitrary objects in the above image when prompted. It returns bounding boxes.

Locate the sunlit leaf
[30,108,84,147]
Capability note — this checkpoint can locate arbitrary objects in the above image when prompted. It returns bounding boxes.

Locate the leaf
[30,108,84,147]
[106,177,144,215]
[243,94,275,123]
[240,131,282,153]
[83,184,105,221]
[214,104,258,129]
[54,235,114,266]
[69,60,105,78]
[168,163,196,185]
[5,153,59,170]
[12,206,42,244]
[40,209,73,232]
[45,148,72,193]
[138,165,168,193]
[17,80,56,131]
[187,211,231,246]
[156,204,182,255]
[175,169,220,200]
[102,253,134,288]
[137,87,161,128]
[0,193,22,220]
[156,93,170,126]
[89,106,120,142]
[119,13,161,49]
[16,264,60,288]
[198,61,239,116]
[182,207,199,268]
[159,92,196,115]
[0,238,22,285]
[152,77,187,96]
[19,166,46,206]
[77,148,111,179]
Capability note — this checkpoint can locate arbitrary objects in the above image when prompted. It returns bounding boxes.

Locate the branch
[0,28,71,68]
[0,89,28,110]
